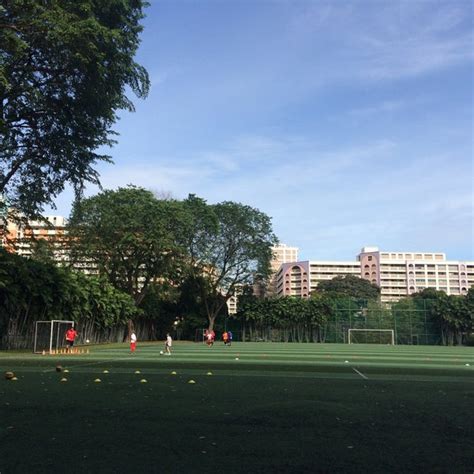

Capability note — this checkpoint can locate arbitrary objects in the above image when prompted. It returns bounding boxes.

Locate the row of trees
[234,276,474,345]
[66,187,277,332]
[1,187,277,346]
[0,249,138,349]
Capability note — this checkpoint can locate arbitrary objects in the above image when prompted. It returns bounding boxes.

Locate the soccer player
[222,331,229,345]
[165,333,172,355]
[205,329,214,347]
[227,330,233,346]
[65,326,78,353]
[130,331,137,354]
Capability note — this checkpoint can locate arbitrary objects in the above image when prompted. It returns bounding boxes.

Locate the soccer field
[1,342,473,473]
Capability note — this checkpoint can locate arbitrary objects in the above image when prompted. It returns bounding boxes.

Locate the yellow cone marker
[103,370,109,374]
[171,371,177,375]
[64,369,69,373]
[60,378,68,382]
[94,378,101,383]
[11,377,18,381]
[188,379,196,384]
[134,370,141,374]
[207,372,213,376]
[140,379,147,383]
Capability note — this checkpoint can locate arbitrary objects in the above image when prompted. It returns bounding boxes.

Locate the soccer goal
[34,320,75,354]
[348,329,395,345]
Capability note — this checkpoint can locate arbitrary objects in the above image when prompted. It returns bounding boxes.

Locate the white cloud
[287,1,473,84]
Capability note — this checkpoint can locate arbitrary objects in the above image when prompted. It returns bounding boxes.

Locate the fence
[239,300,443,345]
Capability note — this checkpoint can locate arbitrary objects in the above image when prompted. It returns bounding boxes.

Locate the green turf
[1,342,473,473]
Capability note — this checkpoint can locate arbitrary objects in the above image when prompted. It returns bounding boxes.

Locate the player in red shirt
[65,326,78,353]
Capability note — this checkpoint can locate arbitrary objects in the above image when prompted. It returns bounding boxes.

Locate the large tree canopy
[315,274,380,301]
[183,195,277,331]
[67,187,188,305]
[0,0,149,215]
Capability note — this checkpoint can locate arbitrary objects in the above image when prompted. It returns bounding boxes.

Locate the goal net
[34,320,75,354]
[348,329,395,345]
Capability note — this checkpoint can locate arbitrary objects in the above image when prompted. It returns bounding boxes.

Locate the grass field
[1,342,473,473]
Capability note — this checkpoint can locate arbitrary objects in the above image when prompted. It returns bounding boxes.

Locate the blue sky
[50,0,473,261]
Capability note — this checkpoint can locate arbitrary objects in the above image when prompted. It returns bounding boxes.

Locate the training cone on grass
[94,378,101,383]
[188,379,196,384]
[134,370,141,374]
[206,372,213,376]
[171,371,177,375]
[63,369,69,373]
[140,379,147,383]
[60,378,68,382]
[103,370,109,374]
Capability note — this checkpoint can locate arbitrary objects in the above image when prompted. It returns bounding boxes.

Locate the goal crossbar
[348,329,395,345]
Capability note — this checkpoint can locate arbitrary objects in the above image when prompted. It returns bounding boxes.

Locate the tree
[0,248,137,349]
[412,289,474,345]
[0,1,150,216]
[315,275,380,301]
[183,196,277,331]
[67,187,188,305]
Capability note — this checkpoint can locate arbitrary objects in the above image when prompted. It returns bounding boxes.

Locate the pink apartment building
[276,246,474,303]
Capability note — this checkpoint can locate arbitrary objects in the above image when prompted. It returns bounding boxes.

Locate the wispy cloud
[288,1,473,83]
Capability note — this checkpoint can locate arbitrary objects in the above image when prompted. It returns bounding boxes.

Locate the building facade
[276,247,473,303]
[2,215,68,260]
[265,244,299,297]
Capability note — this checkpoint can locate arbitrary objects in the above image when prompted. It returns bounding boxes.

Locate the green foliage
[236,295,333,342]
[67,186,189,304]
[315,274,380,301]
[0,248,137,348]
[0,0,150,215]
[410,288,474,345]
[183,196,277,331]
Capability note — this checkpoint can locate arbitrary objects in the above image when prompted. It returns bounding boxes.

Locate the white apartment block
[359,247,473,302]
[226,295,238,315]
[276,247,473,303]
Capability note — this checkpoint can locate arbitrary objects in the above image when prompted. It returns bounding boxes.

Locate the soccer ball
[4,371,14,380]
[160,351,164,355]
[85,339,90,344]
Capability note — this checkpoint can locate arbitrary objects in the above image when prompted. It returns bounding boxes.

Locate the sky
[49,0,473,261]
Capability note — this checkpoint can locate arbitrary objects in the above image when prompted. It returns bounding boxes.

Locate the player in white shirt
[165,333,172,355]
[130,331,137,354]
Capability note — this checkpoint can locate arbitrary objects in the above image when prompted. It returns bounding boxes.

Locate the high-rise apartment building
[265,244,299,296]
[358,247,473,302]
[276,247,473,303]
[2,215,68,260]
[271,244,299,273]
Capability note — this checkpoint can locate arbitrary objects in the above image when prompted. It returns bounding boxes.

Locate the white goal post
[348,329,395,345]
[34,320,75,354]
